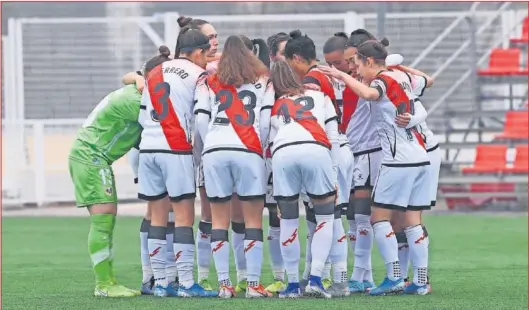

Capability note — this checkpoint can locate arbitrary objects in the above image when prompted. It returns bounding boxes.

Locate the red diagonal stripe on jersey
[377,75,426,150]
[305,70,342,123]
[271,98,331,149]
[340,85,359,133]
[208,75,263,155]
[147,65,192,152]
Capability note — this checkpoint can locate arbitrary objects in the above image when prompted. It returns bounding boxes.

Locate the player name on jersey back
[370,70,429,166]
[195,75,269,156]
[139,58,206,153]
[268,90,337,155]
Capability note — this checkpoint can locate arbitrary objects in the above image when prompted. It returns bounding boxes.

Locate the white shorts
[337,145,354,206]
[138,152,196,202]
[272,144,336,200]
[372,164,430,210]
[426,145,442,207]
[202,150,266,202]
[265,156,276,205]
[353,149,382,190]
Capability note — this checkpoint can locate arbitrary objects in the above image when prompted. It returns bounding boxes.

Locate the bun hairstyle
[379,37,390,47]
[158,45,171,57]
[284,29,317,62]
[177,16,193,28]
[177,15,209,29]
[143,45,172,77]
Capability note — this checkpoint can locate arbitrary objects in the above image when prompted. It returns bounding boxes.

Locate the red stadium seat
[510,17,529,44]
[495,111,529,140]
[508,144,529,174]
[462,144,508,174]
[478,48,528,76]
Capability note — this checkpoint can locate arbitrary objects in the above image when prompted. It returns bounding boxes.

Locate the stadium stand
[494,110,529,140]
[462,144,508,174]
[509,16,528,44]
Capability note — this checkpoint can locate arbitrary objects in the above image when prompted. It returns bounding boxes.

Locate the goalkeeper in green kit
[68,47,171,297]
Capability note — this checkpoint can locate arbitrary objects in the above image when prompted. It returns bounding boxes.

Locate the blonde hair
[270,61,304,97]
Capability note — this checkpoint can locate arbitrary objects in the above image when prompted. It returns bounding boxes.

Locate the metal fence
[2,10,527,207]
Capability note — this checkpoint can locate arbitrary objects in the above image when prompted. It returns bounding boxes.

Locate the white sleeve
[406,99,427,129]
[259,107,272,150]
[193,73,212,116]
[128,147,140,183]
[324,95,340,183]
[261,80,276,109]
[411,74,428,97]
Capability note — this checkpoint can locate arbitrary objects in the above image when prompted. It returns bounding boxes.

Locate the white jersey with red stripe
[265,89,338,154]
[369,70,429,166]
[331,77,350,145]
[139,58,206,153]
[194,74,269,156]
[410,74,439,151]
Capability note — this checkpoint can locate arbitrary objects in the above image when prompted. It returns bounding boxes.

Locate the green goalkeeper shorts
[68,156,118,207]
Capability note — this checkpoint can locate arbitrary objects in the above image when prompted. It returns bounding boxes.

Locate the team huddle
[68,15,441,299]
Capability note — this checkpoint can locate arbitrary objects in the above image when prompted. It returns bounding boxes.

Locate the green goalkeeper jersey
[70,85,143,165]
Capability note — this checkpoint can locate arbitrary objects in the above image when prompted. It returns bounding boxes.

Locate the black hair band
[180,42,211,53]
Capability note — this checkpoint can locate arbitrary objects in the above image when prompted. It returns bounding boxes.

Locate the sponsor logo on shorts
[105,187,113,196]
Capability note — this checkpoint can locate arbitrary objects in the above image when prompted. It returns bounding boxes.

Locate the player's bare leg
[148,198,177,297]
[196,187,213,290]
[210,198,236,298]
[303,195,335,299]
[401,210,430,295]
[369,207,404,296]
[241,197,272,298]
[349,189,375,293]
[89,203,140,297]
[231,195,248,292]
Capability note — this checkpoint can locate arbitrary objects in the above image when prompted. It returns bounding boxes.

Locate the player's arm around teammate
[320,40,432,296]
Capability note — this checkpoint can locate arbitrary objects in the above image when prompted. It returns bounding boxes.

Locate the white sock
[173,227,195,289]
[268,226,285,281]
[211,229,231,284]
[302,220,316,280]
[140,219,153,284]
[373,221,400,281]
[322,260,332,280]
[280,218,300,283]
[364,269,374,283]
[147,226,168,288]
[310,213,334,278]
[244,229,264,286]
[353,214,373,282]
[196,221,212,281]
[231,227,247,282]
[347,219,357,254]
[405,225,429,286]
[330,218,348,283]
[396,232,410,280]
[165,229,178,282]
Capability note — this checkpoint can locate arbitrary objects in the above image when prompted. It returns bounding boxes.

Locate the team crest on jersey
[105,187,113,196]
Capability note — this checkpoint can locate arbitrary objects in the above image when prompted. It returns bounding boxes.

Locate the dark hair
[240,35,271,69]
[177,16,209,29]
[356,39,390,65]
[270,60,304,97]
[284,30,316,62]
[267,32,289,57]
[143,45,172,76]
[217,35,269,87]
[174,27,211,57]
[347,29,377,48]
[323,33,348,54]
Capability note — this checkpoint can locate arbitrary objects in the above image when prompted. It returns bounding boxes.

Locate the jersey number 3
[214,90,256,126]
[151,82,170,122]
